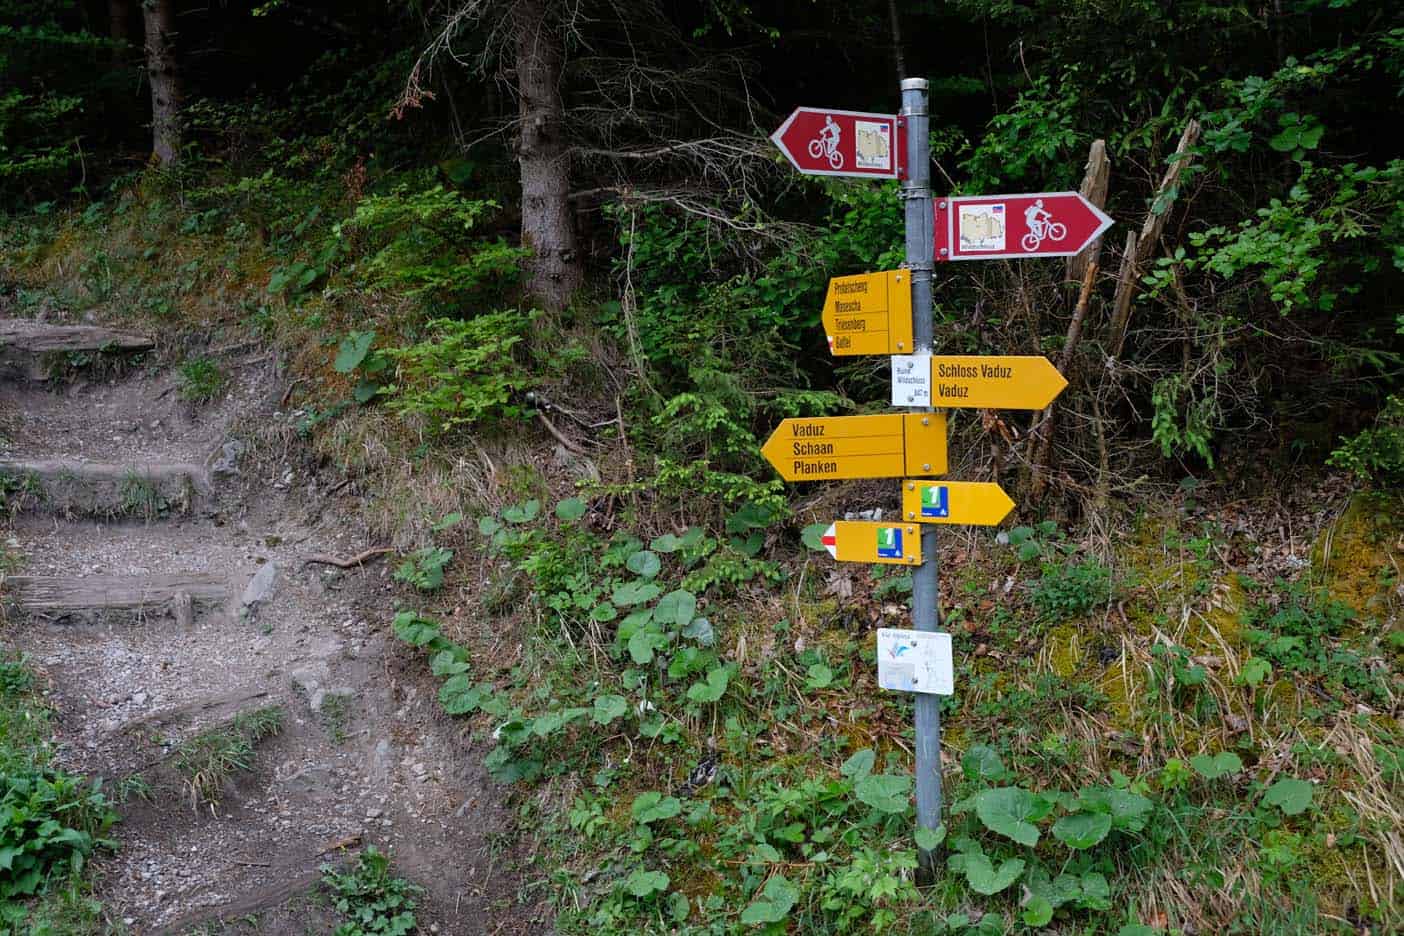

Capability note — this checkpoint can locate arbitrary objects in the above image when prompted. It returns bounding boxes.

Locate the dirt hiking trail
[0,319,545,935]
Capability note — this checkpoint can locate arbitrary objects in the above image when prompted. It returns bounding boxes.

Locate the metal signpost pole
[900,77,942,883]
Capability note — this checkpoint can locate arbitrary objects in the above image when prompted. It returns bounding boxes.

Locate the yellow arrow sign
[762,413,947,481]
[819,521,922,565]
[901,480,1015,526]
[822,270,914,356]
[930,356,1067,409]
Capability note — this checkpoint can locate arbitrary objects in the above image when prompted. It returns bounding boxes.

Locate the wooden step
[3,573,230,620]
[0,319,154,381]
[0,458,209,518]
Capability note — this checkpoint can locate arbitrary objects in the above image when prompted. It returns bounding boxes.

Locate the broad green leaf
[352,379,380,403]
[438,675,485,715]
[624,869,669,898]
[1021,896,1053,927]
[502,500,540,524]
[631,792,683,824]
[841,749,875,780]
[961,744,1007,782]
[628,628,669,664]
[555,498,587,521]
[1051,811,1112,849]
[667,890,690,923]
[801,522,829,550]
[333,331,374,372]
[478,516,501,536]
[1078,872,1111,910]
[654,589,697,627]
[961,853,1024,895]
[613,580,662,607]
[1236,657,1271,687]
[626,549,662,579]
[1077,787,1153,832]
[1263,778,1313,816]
[1117,926,1159,936]
[914,824,946,851]
[392,611,439,647]
[1190,751,1243,780]
[681,616,714,646]
[740,874,797,924]
[686,666,730,703]
[430,650,469,676]
[975,787,1047,847]
[855,773,911,814]
[650,533,683,553]
[725,503,771,534]
[593,694,628,724]
[804,663,833,689]
[590,602,618,623]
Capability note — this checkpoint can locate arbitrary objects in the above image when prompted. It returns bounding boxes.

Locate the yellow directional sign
[819,521,922,565]
[762,413,947,481]
[823,270,914,356]
[929,356,1067,409]
[901,480,1015,526]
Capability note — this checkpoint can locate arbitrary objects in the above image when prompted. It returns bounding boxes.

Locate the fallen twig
[302,547,393,569]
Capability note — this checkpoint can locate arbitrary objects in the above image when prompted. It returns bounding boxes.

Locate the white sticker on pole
[876,628,953,695]
[891,353,932,407]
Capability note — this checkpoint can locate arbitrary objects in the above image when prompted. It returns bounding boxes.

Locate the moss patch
[1313,492,1403,619]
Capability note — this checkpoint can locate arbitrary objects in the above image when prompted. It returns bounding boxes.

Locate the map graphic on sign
[877,629,954,695]
[959,203,1005,251]
[920,485,949,518]
[876,527,903,559]
[854,120,891,170]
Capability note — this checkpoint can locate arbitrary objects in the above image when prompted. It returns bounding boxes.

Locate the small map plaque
[876,629,954,695]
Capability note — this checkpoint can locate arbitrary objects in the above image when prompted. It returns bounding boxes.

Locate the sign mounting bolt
[922,463,931,471]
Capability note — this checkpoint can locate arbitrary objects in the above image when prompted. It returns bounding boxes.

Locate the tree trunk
[143,0,182,167]
[110,0,133,61]
[515,0,582,311]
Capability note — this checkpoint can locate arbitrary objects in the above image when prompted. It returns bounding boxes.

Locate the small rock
[132,691,148,707]
[241,562,279,611]
[211,440,245,478]
[366,808,383,819]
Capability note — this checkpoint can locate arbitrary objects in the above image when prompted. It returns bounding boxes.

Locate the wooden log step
[3,573,230,612]
[0,458,209,517]
[0,319,154,380]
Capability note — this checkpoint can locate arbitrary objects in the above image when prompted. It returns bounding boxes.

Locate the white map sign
[890,352,932,407]
[876,628,954,695]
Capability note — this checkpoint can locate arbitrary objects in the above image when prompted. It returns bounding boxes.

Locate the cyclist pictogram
[1021,198,1067,251]
[807,115,844,170]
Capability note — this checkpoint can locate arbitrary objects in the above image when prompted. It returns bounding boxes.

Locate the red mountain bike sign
[934,192,1112,261]
[771,108,905,179]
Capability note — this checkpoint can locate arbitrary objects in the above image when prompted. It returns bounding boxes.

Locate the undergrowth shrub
[335,182,525,303]
[320,845,420,936]
[1032,558,1116,620]
[383,311,535,432]
[1329,394,1404,487]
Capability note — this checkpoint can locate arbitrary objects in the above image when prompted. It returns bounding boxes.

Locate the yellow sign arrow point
[819,520,923,565]
[901,480,1015,527]
[762,413,947,482]
[822,270,914,356]
[929,355,1067,409]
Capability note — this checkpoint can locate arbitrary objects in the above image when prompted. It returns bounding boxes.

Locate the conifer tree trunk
[514,0,582,311]
[142,0,182,166]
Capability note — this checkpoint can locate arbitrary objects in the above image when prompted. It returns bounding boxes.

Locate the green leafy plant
[382,312,535,432]
[320,845,421,936]
[177,357,226,404]
[394,547,453,592]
